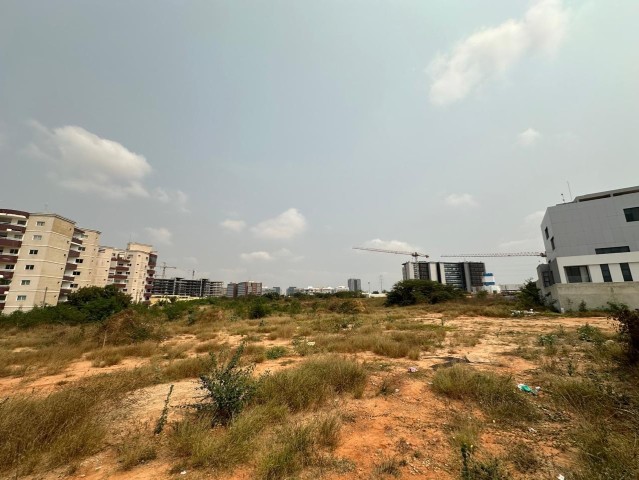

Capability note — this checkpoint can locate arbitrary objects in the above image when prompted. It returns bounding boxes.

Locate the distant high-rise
[401,261,485,293]
[347,278,362,292]
[152,277,224,298]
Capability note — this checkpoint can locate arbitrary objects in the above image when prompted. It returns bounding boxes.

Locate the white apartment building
[537,186,639,310]
[100,243,157,303]
[401,261,486,293]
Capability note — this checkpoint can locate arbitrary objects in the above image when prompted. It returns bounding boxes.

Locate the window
[595,246,630,255]
[5,265,14,270]
[33,235,42,240]
[600,264,612,283]
[79,246,86,251]
[620,263,633,282]
[9,249,18,254]
[21,280,31,286]
[76,259,83,264]
[36,221,45,227]
[70,283,79,288]
[25,265,34,270]
[29,249,38,255]
[565,266,591,283]
[550,237,556,250]
[72,271,81,276]
[17,220,26,225]
[542,270,555,287]
[17,295,27,301]
[544,227,549,239]
[624,207,639,222]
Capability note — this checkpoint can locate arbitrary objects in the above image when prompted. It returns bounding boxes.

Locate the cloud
[445,193,479,208]
[144,227,173,246]
[26,121,189,209]
[498,210,545,251]
[220,219,247,232]
[240,251,274,262]
[428,0,569,105]
[251,208,307,240]
[518,128,541,146]
[360,239,422,253]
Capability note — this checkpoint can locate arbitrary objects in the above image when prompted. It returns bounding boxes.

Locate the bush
[265,346,288,360]
[96,309,159,345]
[516,279,545,309]
[191,344,257,425]
[67,285,132,322]
[249,302,271,319]
[385,280,464,306]
[609,305,639,364]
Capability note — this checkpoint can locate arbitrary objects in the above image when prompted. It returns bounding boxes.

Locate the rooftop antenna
[567,181,573,201]
[561,193,565,203]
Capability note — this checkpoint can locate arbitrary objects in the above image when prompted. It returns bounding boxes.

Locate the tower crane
[160,262,177,278]
[440,252,546,258]
[353,246,429,261]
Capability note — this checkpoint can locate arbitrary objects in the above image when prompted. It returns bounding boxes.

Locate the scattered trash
[511,309,537,317]
[517,383,539,395]
[557,475,565,480]
[180,471,187,476]
[408,366,418,373]
[431,356,470,370]
[306,341,315,346]
[528,427,537,433]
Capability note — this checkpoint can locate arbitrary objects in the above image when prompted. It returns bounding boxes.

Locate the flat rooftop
[573,185,639,203]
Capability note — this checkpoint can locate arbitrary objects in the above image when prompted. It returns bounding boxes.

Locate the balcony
[0,224,25,234]
[0,272,14,280]
[0,209,29,218]
[0,255,18,264]
[68,250,81,258]
[0,285,9,294]
[0,238,22,248]
[147,269,155,275]
[71,237,83,245]
[63,275,74,282]
[65,263,77,271]
[60,288,72,295]
[112,282,126,288]
[114,265,129,272]
[146,277,154,284]
[110,274,127,280]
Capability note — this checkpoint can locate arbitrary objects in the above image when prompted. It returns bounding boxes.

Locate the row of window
[566,263,634,283]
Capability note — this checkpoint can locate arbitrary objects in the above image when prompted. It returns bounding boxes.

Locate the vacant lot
[1,297,637,479]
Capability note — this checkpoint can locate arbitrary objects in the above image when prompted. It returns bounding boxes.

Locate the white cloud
[518,128,541,147]
[498,210,546,251]
[240,251,274,262]
[220,219,247,232]
[251,208,307,240]
[361,239,422,253]
[144,227,173,246]
[428,0,569,105]
[26,121,189,209]
[445,193,479,208]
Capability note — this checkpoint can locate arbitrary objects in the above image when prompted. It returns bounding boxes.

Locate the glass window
[17,220,26,225]
[33,235,42,240]
[624,207,639,222]
[620,263,633,282]
[5,265,14,270]
[542,270,555,287]
[565,266,591,283]
[600,264,612,282]
[550,237,555,250]
[29,249,38,255]
[21,279,31,286]
[36,221,45,226]
[9,249,18,254]
[544,227,549,239]
[25,265,34,270]
[595,246,630,254]
[17,295,27,301]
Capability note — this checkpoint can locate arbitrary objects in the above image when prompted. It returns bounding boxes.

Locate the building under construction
[402,261,485,293]
[152,277,224,298]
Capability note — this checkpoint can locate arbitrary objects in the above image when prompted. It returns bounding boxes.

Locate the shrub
[191,344,257,425]
[609,305,639,364]
[265,346,288,360]
[385,280,464,306]
[577,324,605,344]
[249,302,271,319]
[96,309,159,345]
[516,279,545,309]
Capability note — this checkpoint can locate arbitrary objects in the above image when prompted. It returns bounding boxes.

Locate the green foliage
[192,344,257,425]
[67,285,132,322]
[609,304,639,364]
[461,445,507,480]
[578,324,604,344]
[385,280,464,307]
[249,301,271,319]
[265,346,288,360]
[516,279,545,309]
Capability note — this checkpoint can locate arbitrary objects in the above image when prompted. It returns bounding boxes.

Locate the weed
[265,346,288,359]
[117,431,157,470]
[154,384,174,435]
[461,445,508,480]
[507,442,540,473]
[432,364,538,422]
[447,413,481,451]
[377,373,402,396]
[373,455,404,477]
[578,324,605,344]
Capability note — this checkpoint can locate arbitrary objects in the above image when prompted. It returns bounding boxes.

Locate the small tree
[516,279,545,309]
[608,304,639,364]
[385,280,464,307]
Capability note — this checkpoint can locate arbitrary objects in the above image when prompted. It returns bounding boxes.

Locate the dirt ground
[4,313,617,480]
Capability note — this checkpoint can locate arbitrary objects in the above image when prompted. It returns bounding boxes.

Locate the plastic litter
[306,341,315,346]
[180,471,187,475]
[408,366,418,373]
[557,475,565,480]
[517,383,539,395]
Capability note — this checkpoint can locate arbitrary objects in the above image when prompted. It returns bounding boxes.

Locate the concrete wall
[544,282,639,311]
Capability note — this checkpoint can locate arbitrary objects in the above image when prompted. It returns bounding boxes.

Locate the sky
[1,0,638,290]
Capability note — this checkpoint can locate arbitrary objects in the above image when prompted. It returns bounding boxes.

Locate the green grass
[432,364,539,422]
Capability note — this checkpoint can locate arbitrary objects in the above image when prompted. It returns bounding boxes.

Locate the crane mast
[353,246,429,261]
[440,252,546,258]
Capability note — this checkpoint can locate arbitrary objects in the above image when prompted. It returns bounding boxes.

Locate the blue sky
[1,0,638,289]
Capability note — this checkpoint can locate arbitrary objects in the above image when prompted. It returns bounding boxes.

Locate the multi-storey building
[237,281,262,296]
[0,208,158,313]
[152,277,224,298]
[401,261,485,293]
[537,186,639,310]
[0,210,103,313]
[226,282,238,298]
[286,286,299,296]
[347,278,362,292]
[262,286,281,296]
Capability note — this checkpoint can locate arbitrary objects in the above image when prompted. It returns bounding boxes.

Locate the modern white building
[537,186,639,310]
[401,261,485,293]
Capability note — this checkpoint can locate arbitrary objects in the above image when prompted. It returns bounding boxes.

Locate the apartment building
[537,186,639,310]
[402,261,485,293]
[347,278,362,292]
[0,209,102,313]
[152,277,224,298]
[226,282,238,298]
[1,208,158,313]
[237,281,262,296]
